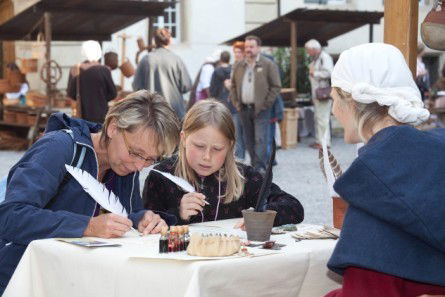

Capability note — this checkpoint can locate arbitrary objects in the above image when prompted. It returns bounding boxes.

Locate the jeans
[239,106,272,171]
[232,113,245,160]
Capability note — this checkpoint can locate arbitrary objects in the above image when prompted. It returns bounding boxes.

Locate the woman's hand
[234,218,246,231]
[179,192,206,221]
[138,211,167,235]
[83,213,132,238]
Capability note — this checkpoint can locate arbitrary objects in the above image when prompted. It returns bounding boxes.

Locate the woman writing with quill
[142,99,304,227]
[0,90,180,295]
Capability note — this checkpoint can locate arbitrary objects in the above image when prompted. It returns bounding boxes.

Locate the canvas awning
[0,0,173,41]
[223,8,383,47]
[223,8,383,92]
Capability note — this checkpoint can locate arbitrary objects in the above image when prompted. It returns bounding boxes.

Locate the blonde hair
[100,90,180,157]
[334,87,400,142]
[175,99,245,203]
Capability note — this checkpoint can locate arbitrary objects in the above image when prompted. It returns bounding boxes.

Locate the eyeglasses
[121,130,158,165]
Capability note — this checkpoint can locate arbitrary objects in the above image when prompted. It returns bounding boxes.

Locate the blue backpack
[0,129,86,203]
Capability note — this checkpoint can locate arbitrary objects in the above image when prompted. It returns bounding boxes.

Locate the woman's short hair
[154,28,171,48]
[333,87,400,142]
[101,90,180,157]
[175,99,245,203]
[232,41,245,51]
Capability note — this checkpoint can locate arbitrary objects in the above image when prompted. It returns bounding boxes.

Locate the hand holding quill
[65,165,138,237]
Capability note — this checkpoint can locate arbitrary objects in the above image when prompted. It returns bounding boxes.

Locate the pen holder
[242,209,276,241]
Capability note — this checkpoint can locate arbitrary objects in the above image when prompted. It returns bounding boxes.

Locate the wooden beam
[384,0,418,76]
[148,17,155,47]
[0,0,14,78]
[44,12,52,110]
[290,21,297,93]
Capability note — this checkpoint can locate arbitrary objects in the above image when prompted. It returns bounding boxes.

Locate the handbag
[315,86,332,101]
[314,55,332,101]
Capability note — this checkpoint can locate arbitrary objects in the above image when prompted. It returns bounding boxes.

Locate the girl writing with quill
[142,99,304,227]
[0,90,180,295]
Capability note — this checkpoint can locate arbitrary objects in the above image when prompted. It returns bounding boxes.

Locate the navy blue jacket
[0,113,150,294]
[328,125,445,286]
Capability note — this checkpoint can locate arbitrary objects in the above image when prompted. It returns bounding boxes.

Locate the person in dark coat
[324,43,445,297]
[0,91,180,295]
[132,28,192,120]
[67,40,116,123]
[143,100,304,227]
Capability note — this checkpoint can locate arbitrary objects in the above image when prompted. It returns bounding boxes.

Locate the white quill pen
[65,165,142,236]
[151,169,195,193]
[321,131,338,197]
[65,165,128,216]
[148,168,210,205]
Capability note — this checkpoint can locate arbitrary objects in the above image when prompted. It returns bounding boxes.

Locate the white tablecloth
[4,219,341,297]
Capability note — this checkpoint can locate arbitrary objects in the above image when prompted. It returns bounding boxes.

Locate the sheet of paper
[56,238,121,248]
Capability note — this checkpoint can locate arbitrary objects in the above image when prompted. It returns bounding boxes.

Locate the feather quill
[320,132,339,197]
[65,165,127,216]
[151,169,195,193]
[318,149,343,180]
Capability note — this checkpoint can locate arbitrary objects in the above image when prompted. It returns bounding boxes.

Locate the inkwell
[242,141,277,241]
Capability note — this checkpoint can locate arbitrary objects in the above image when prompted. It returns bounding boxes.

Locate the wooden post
[44,12,52,110]
[148,17,155,47]
[369,24,374,43]
[290,21,297,94]
[384,0,419,76]
[0,0,15,78]
[118,33,131,89]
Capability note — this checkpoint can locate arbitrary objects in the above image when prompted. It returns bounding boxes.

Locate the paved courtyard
[0,136,356,226]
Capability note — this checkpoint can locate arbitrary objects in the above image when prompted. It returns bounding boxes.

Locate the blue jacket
[328,125,445,286]
[0,113,158,294]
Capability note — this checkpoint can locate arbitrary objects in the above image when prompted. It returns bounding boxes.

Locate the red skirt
[325,267,445,297]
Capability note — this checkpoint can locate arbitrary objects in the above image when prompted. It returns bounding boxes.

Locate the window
[304,0,328,3]
[304,0,346,4]
[153,2,180,40]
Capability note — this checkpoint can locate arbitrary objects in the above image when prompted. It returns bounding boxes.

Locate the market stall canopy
[0,0,174,41]
[222,8,384,47]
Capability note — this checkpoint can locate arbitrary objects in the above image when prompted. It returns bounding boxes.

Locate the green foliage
[271,47,311,94]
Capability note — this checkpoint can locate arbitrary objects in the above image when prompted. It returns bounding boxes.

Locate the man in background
[133,28,192,120]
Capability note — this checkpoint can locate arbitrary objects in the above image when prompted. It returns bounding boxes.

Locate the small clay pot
[332,196,348,229]
[242,209,277,241]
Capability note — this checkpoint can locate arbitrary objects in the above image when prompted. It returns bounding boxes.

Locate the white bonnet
[81,40,102,62]
[331,43,430,126]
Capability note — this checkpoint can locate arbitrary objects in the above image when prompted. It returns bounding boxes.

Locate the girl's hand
[179,192,207,221]
[234,218,246,231]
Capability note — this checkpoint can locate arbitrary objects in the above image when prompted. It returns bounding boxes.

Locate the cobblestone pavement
[0,136,356,226]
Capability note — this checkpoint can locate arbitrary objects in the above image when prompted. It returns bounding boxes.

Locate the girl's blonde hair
[100,90,180,157]
[333,87,401,142]
[175,99,245,203]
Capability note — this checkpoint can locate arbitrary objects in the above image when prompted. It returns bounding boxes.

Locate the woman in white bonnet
[324,43,445,297]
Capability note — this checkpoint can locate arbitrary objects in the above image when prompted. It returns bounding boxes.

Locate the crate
[15,111,28,124]
[3,110,16,123]
[279,107,299,149]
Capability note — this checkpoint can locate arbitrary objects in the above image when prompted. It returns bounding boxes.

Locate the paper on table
[56,238,121,248]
